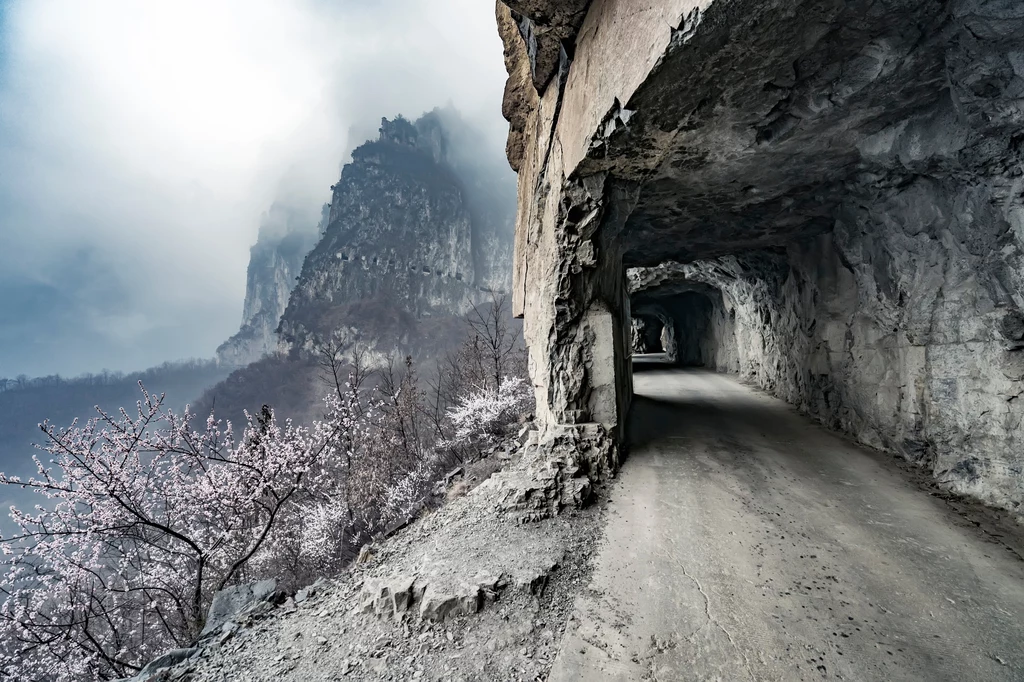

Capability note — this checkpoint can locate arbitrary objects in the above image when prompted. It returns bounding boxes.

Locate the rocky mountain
[216,203,324,366]
[279,110,514,357]
[201,109,516,424]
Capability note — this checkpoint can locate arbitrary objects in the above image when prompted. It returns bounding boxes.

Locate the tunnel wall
[497,0,1024,509]
[640,177,1024,511]
[705,293,740,372]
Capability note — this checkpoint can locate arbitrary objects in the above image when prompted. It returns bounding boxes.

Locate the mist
[0,0,511,378]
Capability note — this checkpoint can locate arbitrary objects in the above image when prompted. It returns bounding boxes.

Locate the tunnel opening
[623,208,1024,512]
[630,314,664,355]
[502,0,1024,511]
[669,292,715,368]
[630,285,739,374]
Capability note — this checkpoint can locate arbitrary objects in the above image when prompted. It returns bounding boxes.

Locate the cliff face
[203,109,516,425]
[217,204,323,366]
[279,110,514,357]
[497,0,1024,510]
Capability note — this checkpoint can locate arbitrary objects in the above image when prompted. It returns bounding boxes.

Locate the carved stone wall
[498,0,1024,508]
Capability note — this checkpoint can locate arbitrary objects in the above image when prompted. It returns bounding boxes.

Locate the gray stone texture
[200,579,280,638]
[498,0,1024,511]
[631,184,1024,511]
[279,109,515,355]
[217,204,322,366]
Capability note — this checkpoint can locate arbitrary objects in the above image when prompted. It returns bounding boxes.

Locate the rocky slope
[116,439,604,682]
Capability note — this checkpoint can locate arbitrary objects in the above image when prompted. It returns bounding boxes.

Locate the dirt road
[549,365,1024,681]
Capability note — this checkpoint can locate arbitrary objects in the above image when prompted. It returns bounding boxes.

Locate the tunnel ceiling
[628,252,784,305]
[578,0,1024,268]
[631,278,723,312]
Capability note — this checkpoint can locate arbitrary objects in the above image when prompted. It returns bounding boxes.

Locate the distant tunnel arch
[630,281,741,370]
[630,312,666,355]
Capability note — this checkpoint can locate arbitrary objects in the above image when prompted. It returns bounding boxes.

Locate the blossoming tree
[0,384,366,681]
[0,296,534,681]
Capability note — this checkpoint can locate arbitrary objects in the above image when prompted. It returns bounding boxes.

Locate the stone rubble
[121,438,604,682]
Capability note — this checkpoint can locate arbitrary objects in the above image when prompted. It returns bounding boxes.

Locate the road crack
[673,556,757,680]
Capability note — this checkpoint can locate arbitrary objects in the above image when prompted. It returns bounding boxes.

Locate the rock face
[217,204,323,366]
[497,0,1024,511]
[221,110,515,366]
[201,109,516,424]
[200,579,280,638]
[279,109,515,357]
[631,193,1024,509]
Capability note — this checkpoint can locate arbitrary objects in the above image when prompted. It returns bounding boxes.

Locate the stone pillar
[631,318,645,354]
[496,0,699,513]
[498,3,637,487]
[516,171,635,470]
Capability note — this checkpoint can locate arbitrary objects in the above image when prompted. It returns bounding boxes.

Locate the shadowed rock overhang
[567,0,1024,266]
[498,0,1024,513]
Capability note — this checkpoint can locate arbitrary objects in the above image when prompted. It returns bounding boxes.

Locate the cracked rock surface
[550,366,1024,681]
[164,446,603,682]
[498,0,1024,509]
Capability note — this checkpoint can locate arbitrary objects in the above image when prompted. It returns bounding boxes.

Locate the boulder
[200,579,278,638]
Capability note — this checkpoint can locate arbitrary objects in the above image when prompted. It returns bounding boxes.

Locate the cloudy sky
[0,0,510,378]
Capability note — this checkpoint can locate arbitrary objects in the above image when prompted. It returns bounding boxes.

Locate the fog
[0,0,511,378]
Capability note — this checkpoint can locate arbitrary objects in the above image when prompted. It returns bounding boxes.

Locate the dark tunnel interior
[630,288,734,370]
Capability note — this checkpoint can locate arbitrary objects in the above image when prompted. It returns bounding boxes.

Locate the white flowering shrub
[378,459,434,526]
[0,385,373,682]
[444,376,533,452]
[0,297,533,681]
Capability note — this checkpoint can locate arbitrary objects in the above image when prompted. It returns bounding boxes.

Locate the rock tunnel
[498,0,1024,511]
[631,283,730,368]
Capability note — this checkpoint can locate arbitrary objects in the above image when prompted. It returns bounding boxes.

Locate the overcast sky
[0,0,510,378]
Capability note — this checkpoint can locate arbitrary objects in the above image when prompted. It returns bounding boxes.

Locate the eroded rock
[200,579,279,639]
[485,425,607,522]
[498,0,1024,511]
